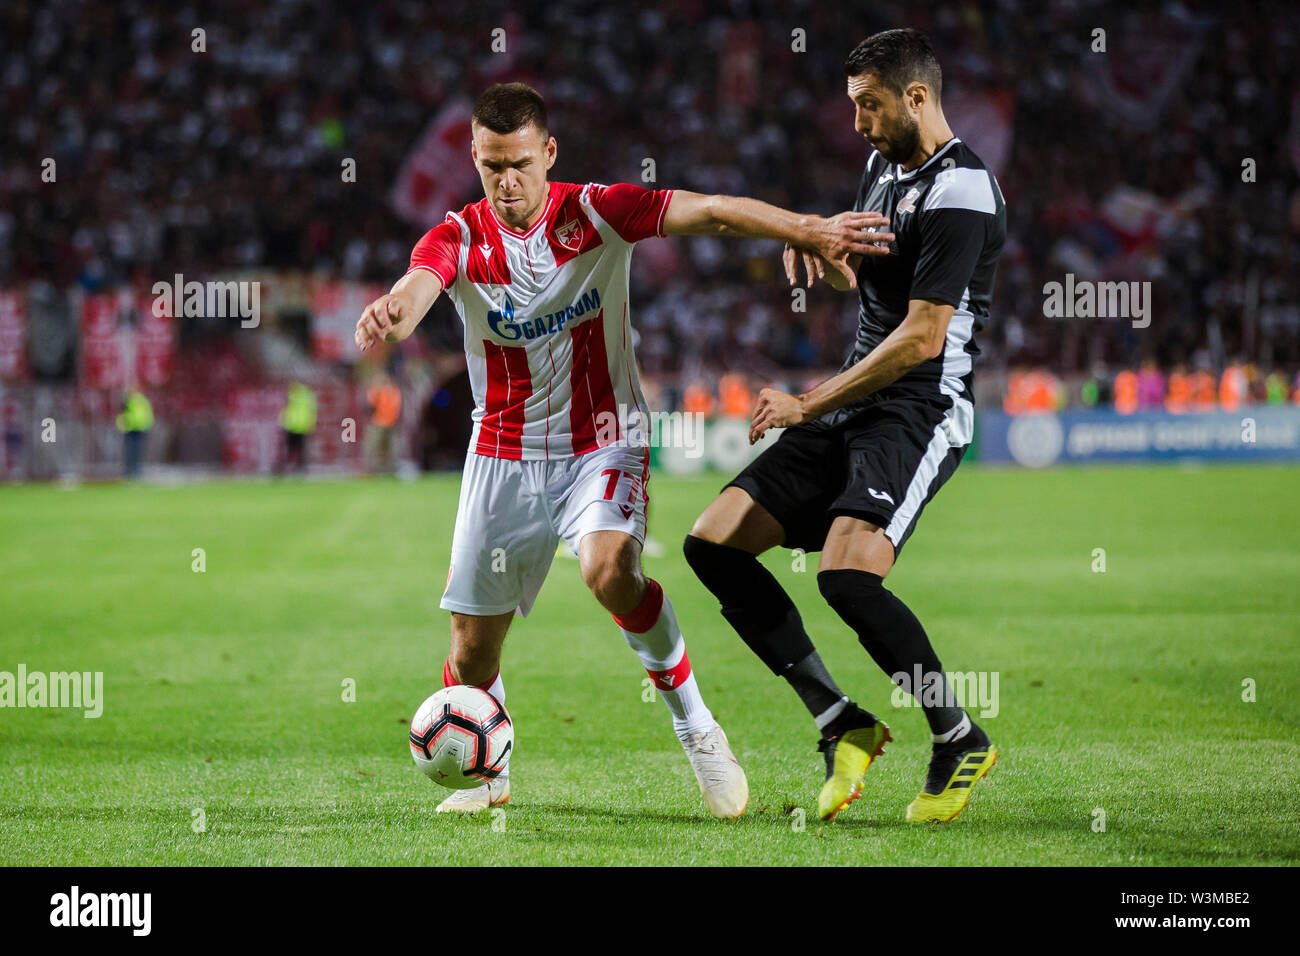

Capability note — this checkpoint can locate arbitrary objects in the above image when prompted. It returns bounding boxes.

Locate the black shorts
[726,393,971,556]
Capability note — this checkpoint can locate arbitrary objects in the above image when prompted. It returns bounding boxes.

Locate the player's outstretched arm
[355,268,443,353]
[748,298,954,443]
[661,190,891,289]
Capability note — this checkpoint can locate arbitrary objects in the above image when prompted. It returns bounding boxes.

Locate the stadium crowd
[2,0,1298,469]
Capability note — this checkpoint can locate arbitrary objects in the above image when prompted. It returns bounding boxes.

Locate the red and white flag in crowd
[389,100,480,229]
[223,385,285,474]
[79,289,133,389]
[78,288,175,388]
[134,289,174,386]
[310,279,386,362]
[1082,13,1207,128]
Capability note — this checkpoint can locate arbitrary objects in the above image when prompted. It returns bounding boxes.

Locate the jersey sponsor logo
[486,287,602,342]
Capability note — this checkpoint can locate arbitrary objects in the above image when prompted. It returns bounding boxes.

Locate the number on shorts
[600,468,640,505]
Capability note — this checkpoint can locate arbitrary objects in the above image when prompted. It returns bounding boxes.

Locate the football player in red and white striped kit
[356,83,892,816]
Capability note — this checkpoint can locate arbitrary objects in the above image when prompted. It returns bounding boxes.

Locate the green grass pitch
[2,464,1297,866]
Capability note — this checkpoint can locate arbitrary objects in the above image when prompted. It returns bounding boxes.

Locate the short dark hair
[843,28,942,101]
[472,82,548,136]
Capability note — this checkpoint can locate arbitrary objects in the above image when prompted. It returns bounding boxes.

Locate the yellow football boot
[906,732,997,824]
[817,720,892,821]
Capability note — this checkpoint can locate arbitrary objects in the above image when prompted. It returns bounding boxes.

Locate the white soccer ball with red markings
[408,686,513,791]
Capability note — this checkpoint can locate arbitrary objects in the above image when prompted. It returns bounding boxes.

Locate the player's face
[471,123,557,231]
[847,73,921,166]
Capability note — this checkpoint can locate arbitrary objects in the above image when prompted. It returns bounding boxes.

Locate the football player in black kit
[685,28,1007,823]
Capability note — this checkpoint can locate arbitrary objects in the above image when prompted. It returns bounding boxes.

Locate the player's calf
[685,534,871,736]
[446,610,513,691]
[817,569,967,738]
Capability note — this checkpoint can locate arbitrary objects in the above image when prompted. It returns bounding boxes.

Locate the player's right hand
[355,293,413,352]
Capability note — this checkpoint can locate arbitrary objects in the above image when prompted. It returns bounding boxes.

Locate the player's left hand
[809,211,893,288]
[749,387,810,444]
[783,243,828,288]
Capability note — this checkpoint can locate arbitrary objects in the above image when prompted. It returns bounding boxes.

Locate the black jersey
[822,137,1005,426]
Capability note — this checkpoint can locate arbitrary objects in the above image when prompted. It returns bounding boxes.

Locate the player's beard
[878,112,922,167]
[498,195,539,230]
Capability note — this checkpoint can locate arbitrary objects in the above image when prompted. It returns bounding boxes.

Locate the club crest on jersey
[554,218,584,251]
[897,187,922,214]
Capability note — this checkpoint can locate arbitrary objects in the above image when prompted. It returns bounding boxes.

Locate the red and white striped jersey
[407,180,673,460]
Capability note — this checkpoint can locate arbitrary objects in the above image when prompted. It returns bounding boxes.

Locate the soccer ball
[408,686,513,790]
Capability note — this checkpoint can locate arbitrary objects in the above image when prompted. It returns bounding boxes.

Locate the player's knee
[817,569,888,646]
[584,561,642,614]
[687,511,724,543]
[817,568,885,616]
[683,533,739,589]
[689,490,781,554]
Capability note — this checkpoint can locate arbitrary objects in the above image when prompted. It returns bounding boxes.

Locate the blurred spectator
[1137,360,1166,410]
[365,372,402,473]
[114,385,153,478]
[278,381,316,474]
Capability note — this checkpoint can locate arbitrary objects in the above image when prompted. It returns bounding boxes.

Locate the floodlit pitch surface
[2,465,1296,865]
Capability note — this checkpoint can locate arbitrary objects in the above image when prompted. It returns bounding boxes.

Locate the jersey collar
[893,137,961,182]
[488,182,555,239]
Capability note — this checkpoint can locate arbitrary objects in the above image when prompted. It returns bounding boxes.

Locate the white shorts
[440,443,651,617]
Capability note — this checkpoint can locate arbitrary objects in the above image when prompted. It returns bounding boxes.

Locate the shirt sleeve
[909,207,989,307]
[587,183,674,243]
[909,167,997,307]
[405,219,460,288]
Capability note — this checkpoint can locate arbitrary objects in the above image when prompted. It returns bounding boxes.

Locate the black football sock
[682,536,874,732]
[934,717,988,752]
[683,535,814,673]
[784,650,854,731]
[820,700,880,741]
[817,569,967,739]
[685,535,857,722]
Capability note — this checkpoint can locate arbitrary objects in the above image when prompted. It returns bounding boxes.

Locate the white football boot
[435,770,510,813]
[681,723,749,818]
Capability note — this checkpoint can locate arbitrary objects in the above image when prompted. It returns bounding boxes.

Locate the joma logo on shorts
[487,287,602,341]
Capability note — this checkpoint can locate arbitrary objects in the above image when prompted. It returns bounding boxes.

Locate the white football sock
[932,711,971,744]
[615,579,714,739]
[482,672,505,705]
